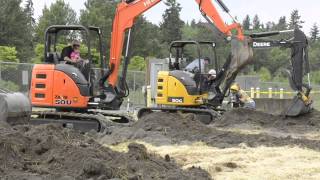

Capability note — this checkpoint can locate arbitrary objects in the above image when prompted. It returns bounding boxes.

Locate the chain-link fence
[0,62,33,93]
[1,61,319,109]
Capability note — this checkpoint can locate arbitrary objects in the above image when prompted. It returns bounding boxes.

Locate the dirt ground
[1,108,320,179]
[100,109,320,179]
[0,122,211,180]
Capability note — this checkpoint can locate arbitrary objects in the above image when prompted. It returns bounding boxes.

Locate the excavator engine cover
[0,92,31,125]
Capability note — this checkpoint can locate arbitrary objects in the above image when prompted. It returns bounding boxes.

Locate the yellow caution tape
[244,91,320,95]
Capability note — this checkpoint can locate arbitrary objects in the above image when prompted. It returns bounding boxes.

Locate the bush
[257,67,272,81]
[0,80,19,92]
[0,46,19,63]
[128,56,146,71]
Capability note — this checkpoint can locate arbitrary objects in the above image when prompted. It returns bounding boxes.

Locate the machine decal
[252,42,271,48]
[168,97,184,103]
[55,95,72,105]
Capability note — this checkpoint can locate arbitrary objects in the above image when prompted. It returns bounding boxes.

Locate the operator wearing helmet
[206,69,220,99]
[230,83,256,109]
[208,69,217,81]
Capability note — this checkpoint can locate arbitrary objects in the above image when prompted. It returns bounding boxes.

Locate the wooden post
[250,87,255,98]
[268,88,273,99]
[256,87,260,99]
[280,88,284,99]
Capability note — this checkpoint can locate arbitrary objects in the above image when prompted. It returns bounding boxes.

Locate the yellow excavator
[137,2,313,124]
[138,26,313,123]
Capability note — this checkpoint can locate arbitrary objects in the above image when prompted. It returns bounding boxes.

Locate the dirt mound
[100,110,320,151]
[217,108,320,128]
[0,123,211,180]
[100,112,214,146]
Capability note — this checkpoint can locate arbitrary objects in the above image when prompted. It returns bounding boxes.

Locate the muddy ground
[0,122,211,180]
[1,109,320,179]
[99,109,320,179]
[100,109,320,151]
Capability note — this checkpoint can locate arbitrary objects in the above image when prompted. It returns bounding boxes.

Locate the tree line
[0,0,319,83]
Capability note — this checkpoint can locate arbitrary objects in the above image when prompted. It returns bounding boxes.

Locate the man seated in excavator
[185,57,211,73]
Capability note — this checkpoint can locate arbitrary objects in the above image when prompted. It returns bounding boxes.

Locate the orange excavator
[29,0,311,132]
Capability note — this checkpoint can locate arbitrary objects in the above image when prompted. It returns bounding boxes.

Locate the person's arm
[64,56,74,63]
[61,46,75,64]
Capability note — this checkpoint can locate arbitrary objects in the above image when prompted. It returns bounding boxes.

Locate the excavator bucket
[283,29,312,117]
[0,90,31,125]
[229,37,254,72]
[284,95,312,117]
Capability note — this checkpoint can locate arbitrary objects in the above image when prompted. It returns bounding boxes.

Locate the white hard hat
[208,69,216,76]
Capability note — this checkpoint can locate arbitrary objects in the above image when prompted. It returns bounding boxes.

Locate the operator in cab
[61,40,90,78]
[185,57,210,73]
[230,83,256,109]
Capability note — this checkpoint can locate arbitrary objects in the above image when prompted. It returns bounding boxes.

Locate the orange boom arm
[108,0,244,87]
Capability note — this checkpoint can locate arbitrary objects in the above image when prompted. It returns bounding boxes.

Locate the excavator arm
[107,0,245,88]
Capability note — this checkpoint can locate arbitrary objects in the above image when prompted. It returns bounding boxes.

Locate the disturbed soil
[0,123,211,180]
[1,108,320,179]
[100,109,320,151]
[100,109,320,179]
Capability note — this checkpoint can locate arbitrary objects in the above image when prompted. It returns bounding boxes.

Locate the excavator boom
[107,0,245,87]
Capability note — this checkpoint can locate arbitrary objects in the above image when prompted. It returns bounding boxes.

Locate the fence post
[133,72,136,91]
[250,87,255,98]
[280,88,284,99]
[0,62,2,81]
[256,87,260,99]
[268,88,273,98]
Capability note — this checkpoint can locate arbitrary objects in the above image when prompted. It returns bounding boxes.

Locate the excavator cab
[31,25,105,110]
[138,41,221,124]
[157,41,218,106]
[30,25,130,132]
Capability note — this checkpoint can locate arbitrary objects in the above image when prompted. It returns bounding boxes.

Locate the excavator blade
[0,91,31,125]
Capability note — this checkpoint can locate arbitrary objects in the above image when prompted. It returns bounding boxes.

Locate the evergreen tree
[21,0,35,60]
[80,0,117,59]
[35,0,77,42]
[265,21,275,31]
[160,0,184,44]
[242,15,251,30]
[0,0,34,61]
[310,23,319,42]
[276,16,287,30]
[289,9,304,29]
[131,16,163,58]
[252,15,261,30]
[190,19,197,28]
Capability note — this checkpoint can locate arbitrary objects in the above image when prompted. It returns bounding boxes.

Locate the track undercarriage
[31,109,133,133]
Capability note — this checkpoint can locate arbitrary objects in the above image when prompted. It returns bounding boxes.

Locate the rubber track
[31,111,132,132]
[137,107,221,124]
